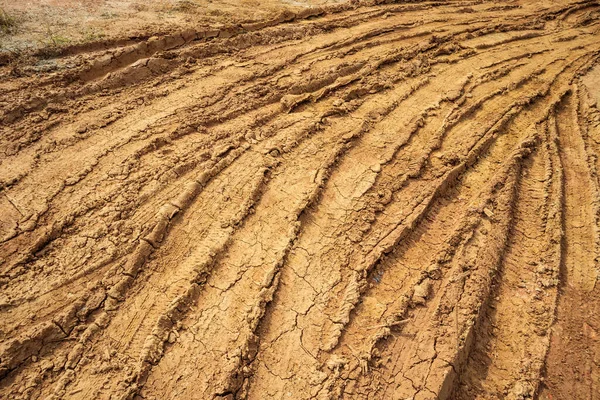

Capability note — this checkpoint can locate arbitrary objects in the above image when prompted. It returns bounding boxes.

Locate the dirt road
[1,0,600,399]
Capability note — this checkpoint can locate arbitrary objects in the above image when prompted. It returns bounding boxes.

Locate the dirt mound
[1,0,600,399]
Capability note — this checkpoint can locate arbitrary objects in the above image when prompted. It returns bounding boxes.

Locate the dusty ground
[0,0,341,58]
[1,0,600,399]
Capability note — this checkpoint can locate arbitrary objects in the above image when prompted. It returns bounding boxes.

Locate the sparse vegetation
[35,23,72,55]
[131,3,149,12]
[0,7,17,35]
[82,27,106,43]
[174,0,199,12]
[47,34,71,47]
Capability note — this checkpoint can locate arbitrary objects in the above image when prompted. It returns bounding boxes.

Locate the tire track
[539,85,600,399]
[454,115,564,400]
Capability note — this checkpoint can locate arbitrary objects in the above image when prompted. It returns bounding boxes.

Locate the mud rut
[1,0,600,399]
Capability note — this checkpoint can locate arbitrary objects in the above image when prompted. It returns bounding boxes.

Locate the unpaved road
[1,0,600,399]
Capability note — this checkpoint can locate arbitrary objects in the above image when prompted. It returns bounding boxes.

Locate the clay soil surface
[1,0,600,399]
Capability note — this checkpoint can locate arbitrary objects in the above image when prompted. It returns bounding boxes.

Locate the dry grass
[0,7,17,35]
[173,0,199,12]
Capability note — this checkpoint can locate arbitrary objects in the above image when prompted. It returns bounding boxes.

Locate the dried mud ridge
[1,0,600,399]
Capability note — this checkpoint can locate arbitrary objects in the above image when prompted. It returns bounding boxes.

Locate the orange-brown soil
[1,1,600,399]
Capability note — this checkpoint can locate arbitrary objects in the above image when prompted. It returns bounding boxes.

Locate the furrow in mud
[453,116,564,400]
[323,131,527,399]
[320,124,536,400]
[539,84,600,399]
[134,88,389,400]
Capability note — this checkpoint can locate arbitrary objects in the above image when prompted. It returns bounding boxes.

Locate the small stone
[583,322,598,340]
[426,264,442,280]
[412,279,432,305]
[511,381,533,399]
[269,148,280,157]
[326,355,347,370]
[483,207,494,218]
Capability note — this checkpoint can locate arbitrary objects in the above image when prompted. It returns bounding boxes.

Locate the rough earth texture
[1,0,600,399]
